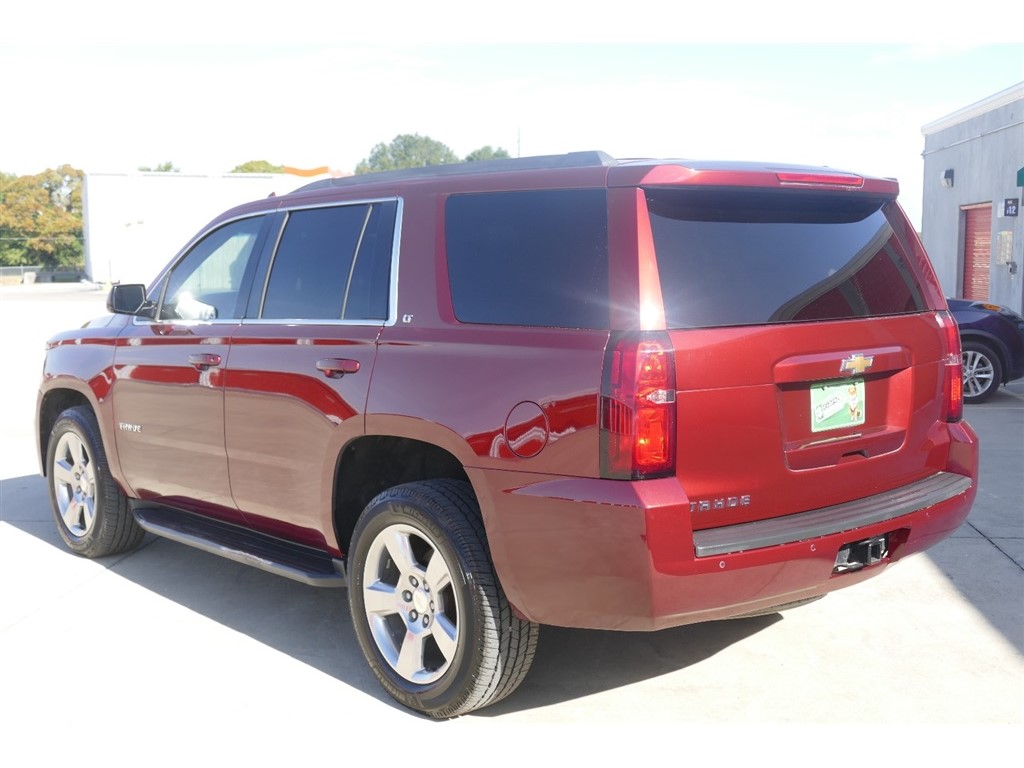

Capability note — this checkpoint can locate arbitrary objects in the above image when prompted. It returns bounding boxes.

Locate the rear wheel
[348,479,538,718]
[47,406,144,557]
[962,341,1002,404]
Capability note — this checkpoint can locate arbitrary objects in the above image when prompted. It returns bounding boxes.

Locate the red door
[112,319,239,519]
[223,200,398,551]
[962,204,992,301]
[111,214,269,524]
[224,323,380,550]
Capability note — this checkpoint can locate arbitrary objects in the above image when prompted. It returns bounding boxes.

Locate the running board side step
[131,504,346,588]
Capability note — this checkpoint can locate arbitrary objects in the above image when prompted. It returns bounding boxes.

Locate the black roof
[296,151,615,192]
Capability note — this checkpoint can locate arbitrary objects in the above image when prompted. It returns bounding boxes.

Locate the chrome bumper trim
[693,472,972,557]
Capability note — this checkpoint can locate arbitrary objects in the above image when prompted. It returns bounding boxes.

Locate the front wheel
[348,479,538,718]
[962,341,1003,404]
[47,406,144,558]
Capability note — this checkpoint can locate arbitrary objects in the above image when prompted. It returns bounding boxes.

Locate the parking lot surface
[1,284,1020,762]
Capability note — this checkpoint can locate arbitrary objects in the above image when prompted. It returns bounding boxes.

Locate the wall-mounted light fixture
[941,168,955,188]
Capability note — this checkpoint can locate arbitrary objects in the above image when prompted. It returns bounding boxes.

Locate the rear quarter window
[445,189,609,329]
[647,188,928,328]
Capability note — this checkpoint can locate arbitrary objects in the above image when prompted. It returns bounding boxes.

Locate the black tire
[348,479,538,718]
[962,341,1003,404]
[46,406,144,558]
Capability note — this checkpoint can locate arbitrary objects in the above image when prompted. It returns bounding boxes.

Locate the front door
[112,215,270,523]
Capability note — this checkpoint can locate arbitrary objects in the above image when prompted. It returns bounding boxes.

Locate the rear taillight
[600,332,676,479]
[937,311,963,422]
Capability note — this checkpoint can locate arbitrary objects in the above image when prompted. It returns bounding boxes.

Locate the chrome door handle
[316,358,361,378]
[188,353,222,370]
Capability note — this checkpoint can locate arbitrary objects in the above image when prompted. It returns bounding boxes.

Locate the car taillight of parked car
[937,311,964,422]
[600,332,677,479]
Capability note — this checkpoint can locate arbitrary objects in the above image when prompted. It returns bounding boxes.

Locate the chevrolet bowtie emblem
[840,353,874,376]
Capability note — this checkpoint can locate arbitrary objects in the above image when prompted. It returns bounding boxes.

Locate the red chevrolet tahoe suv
[36,152,978,717]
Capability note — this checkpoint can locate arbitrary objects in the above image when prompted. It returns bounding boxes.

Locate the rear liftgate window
[646,188,927,329]
[445,189,609,329]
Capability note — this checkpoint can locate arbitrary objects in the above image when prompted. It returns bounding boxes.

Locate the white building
[83,172,321,285]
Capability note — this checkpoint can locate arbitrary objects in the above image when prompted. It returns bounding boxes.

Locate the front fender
[37,321,124,485]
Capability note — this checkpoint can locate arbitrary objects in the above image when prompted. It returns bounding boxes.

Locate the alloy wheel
[361,523,460,685]
[962,349,996,399]
[52,431,97,538]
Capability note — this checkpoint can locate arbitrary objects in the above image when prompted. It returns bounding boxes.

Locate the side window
[261,201,396,321]
[160,217,265,320]
[341,201,397,321]
[445,189,609,329]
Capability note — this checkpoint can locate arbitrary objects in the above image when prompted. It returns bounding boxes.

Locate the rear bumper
[692,471,970,557]
[473,422,978,631]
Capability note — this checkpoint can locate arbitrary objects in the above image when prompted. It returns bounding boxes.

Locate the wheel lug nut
[410,610,418,621]
[409,576,418,587]
[429,601,435,611]
[402,590,412,602]
[422,616,430,627]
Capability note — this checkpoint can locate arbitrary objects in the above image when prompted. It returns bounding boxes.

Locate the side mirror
[107,284,149,315]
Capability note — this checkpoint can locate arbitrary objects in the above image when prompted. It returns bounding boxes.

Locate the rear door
[644,186,948,528]
[224,199,398,550]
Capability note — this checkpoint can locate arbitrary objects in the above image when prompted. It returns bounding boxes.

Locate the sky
[2,5,1023,229]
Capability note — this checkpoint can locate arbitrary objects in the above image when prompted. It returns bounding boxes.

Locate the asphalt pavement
[1,283,1020,764]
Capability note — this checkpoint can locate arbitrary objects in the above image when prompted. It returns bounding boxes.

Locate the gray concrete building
[921,82,1024,315]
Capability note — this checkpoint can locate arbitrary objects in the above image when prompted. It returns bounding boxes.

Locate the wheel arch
[37,385,99,477]
[332,434,471,558]
[960,331,1010,385]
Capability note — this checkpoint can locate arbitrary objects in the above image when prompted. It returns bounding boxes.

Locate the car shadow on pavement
[481,615,780,717]
[2,472,778,717]
[937,384,1024,657]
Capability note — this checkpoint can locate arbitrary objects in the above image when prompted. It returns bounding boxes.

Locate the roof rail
[296,151,615,192]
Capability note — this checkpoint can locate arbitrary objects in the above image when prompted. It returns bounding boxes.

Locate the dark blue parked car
[948,299,1024,403]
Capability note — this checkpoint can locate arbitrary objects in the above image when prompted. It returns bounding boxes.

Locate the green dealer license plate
[811,378,865,433]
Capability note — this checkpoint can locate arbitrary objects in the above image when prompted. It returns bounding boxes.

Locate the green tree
[0,171,26,265]
[0,171,16,200]
[355,134,459,175]
[138,161,179,172]
[231,160,285,173]
[464,146,510,162]
[0,165,84,269]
